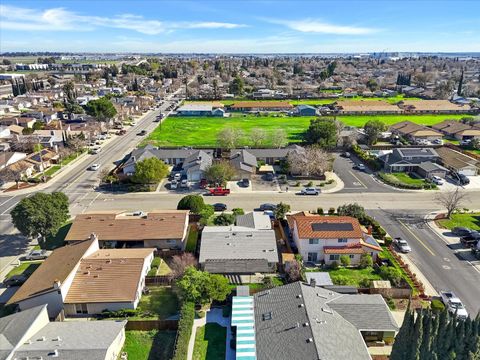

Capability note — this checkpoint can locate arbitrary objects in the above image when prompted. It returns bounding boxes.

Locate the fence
[155,249,183,258]
[145,275,174,285]
[126,319,178,331]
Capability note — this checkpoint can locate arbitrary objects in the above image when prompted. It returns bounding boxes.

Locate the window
[307,252,318,262]
[329,254,340,261]
[349,254,355,259]
[75,303,88,314]
[166,240,176,244]
[309,239,319,245]
[338,238,348,243]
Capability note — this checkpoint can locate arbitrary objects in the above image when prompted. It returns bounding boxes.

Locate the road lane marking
[0,196,16,207]
[348,171,367,189]
[399,220,436,256]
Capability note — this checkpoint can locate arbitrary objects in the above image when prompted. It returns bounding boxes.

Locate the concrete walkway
[187,307,234,360]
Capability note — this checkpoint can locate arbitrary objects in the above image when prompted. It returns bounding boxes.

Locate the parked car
[208,187,230,196]
[25,249,48,260]
[91,147,101,155]
[431,176,444,185]
[342,151,351,158]
[452,227,475,237]
[240,178,250,187]
[213,203,227,211]
[458,174,470,185]
[133,210,145,216]
[354,163,366,171]
[89,163,100,171]
[259,203,276,211]
[199,178,208,189]
[137,130,148,136]
[3,274,27,287]
[263,210,275,220]
[265,173,275,181]
[460,236,479,248]
[173,173,182,181]
[116,129,127,135]
[301,187,319,195]
[170,180,178,190]
[394,237,412,253]
[432,138,443,145]
[440,291,468,320]
[460,139,472,147]
[180,179,189,188]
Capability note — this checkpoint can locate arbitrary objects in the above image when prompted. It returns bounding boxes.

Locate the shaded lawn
[145,114,468,147]
[148,257,162,276]
[123,330,176,360]
[185,225,199,252]
[136,286,179,320]
[390,172,426,185]
[6,261,42,278]
[323,267,382,287]
[193,323,227,360]
[45,222,71,250]
[438,213,480,231]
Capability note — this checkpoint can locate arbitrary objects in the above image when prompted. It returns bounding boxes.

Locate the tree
[212,79,219,99]
[359,253,373,269]
[131,157,168,184]
[287,146,330,177]
[304,118,338,149]
[286,260,303,283]
[11,192,69,249]
[177,195,206,214]
[177,267,230,305]
[364,119,387,145]
[85,97,117,121]
[228,75,244,96]
[217,127,243,149]
[170,253,198,279]
[198,205,214,226]
[458,70,464,96]
[250,128,267,147]
[213,213,235,226]
[204,161,235,185]
[337,203,366,221]
[274,202,291,220]
[435,187,467,218]
[471,138,480,150]
[270,128,288,148]
[366,79,378,92]
[63,81,76,104]
[66,135,87,153]
[340,255,351,267]
[434,80,454,99]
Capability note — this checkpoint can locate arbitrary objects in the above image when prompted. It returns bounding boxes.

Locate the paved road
[369,209,480,316]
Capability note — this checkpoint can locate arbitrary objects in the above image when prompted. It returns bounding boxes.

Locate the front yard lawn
[323,267,382,287]
[193,323,227,360]
[123,330,176,360]
[6,261,42,278]
[44,165,61,177]
[136,286,179,320]
[438,212,480,231]
[390,172,426,186]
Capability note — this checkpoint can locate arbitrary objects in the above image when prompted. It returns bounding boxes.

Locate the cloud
[0,5,246,35]
[267,18,379,35]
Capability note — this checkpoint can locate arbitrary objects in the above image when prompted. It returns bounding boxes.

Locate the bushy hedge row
[172,301,195,360]
[101,309,137,318]
[351,145,382,171]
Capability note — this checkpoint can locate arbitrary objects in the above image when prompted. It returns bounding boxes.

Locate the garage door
[459,168,477,176]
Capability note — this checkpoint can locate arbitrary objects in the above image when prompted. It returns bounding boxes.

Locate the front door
[307,252,318,262]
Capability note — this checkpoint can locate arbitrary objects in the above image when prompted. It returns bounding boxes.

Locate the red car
[208,187,230,196]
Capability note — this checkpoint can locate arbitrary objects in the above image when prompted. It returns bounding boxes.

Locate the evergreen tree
[391,308,414,360]
[458,70,464,96]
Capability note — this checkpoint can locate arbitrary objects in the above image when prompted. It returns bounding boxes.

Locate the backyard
[322,267,382,287]
[122,330,176,360]
[193,323,227,360]
[135,286,179,320]
[146,114,468,147]
[437,212,480,231]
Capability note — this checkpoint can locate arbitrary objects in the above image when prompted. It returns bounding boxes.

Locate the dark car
[452,227,475,237]
[460,236,479,248]
[458,174,470,185]
[213,203,227,212]
[137,130,148,136]
[265,173,275,181]
[260,203,276,211]
[342,151,351,158]
[3,274,27,287]
[240,178,250,187]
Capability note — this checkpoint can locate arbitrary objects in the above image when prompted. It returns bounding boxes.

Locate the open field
[146,114,469,147]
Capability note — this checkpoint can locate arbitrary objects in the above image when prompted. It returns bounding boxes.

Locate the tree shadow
[0,233,29,257]
[148,330,176,360]
[204,323,227,360]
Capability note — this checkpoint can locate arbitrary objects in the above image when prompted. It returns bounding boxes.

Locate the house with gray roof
[176,103,224,117]
[0,305,126,360]
[232,145,305,165]
[378,147,440,174]
[236,212,272,230]
[292,104,317,116]
[182,150,213,181]
[251,281,398,360]
[199,225,278,274]
[230,149,258,178]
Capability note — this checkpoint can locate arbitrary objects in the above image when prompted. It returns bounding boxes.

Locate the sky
[1,0,479,53]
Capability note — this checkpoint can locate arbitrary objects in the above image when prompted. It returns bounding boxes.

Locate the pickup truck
[440,291,468,320]
[208,187,230,196]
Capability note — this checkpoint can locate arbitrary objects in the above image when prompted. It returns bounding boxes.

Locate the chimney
[367,226,373,235]
[90,233,98,241]
[53,280,60,289]
[310,277,316,288]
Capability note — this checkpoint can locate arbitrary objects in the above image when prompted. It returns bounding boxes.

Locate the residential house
[236,212,272,230]
[432,120,480,141]
[0,117,37,128]
[335,100,402,115]
[292,104,317,116]
[0,305,126,360]
[0,126,10,139]
[25,149,59,172]
[7,238,154,318]
[415,161,448,179]
[240,281,398,360]
[176,103,225,117]
[181,150,213,181]
[231,145,305,165]
[229,101,293,112]
[0,151,27,170]
[287,214,382,265]
[378,148,440,173]
[398,100,473,114]
[435,147,479,176]
[7,125,24,136]
[390,121,443,144]
[65,210,189,249]
[230,149,257,178]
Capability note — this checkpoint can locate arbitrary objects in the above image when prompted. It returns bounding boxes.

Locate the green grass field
[123,330,176,360]
[438,213,480,231]
[193,323,227,360]
[146,114,468,147]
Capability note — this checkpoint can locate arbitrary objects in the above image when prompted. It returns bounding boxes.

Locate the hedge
[351,145,382,171]
[172,301,195,360]
[431,299,446,312]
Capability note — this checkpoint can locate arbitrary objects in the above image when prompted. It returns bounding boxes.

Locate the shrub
[101,309,137,318]
[431,299,446,312]
[378,265,403,287]
[332,275,349,285]
[384,236,393,247]
[317,207,324,215]
[386,297,396,310]
[319,183,325,187]
[378,172,424,190]
[307,181,313,187]
[351,145,382,171]
[295,181,301,187]
[172,302,195,360]
[330,261,339,270]
[328,207,336,215]
[177,195,205,214]
[359,278,372,288]
[232,208,245,216]
[340,255,351,267]
[213,213,235,226]
[359,253,373,269]
[326,179,334,185]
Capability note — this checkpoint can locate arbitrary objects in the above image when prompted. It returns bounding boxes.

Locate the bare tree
[217,127,243,149]
[67,135,87,154]
[0,166,23,188]
[250,128,267,148]
[287,146,330,177]
[270,128,288,148]
[435,187,467,218]
[170,253,198,279]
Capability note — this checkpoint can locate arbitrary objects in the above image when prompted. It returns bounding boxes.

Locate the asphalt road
[369,209,480,316]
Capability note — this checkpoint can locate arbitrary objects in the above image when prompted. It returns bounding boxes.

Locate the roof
[182,150,213,173]
[418,161,448,172]
[230,150,257,173]
[432,120,471,134]
[253,282,372,360]
[65,211,189,242]
[230,101,293,109]
[64,248,153,304]
[199,226,278,264]
[436,146,479,171]
[231,145,305,160]
[336,100,402,113]
[203,259,273,274]
[236,212,272,230]
[305,272,333,286]
[400,99,471,111]
[289,215,363,239]
[177,103,213,112]
[8,240,97,305]
[324,244,365,254]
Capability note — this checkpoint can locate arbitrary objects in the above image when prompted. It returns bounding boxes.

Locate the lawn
[146,114,469,147]
[45,222,71,250]
[193,323,227,360]
[44,165,61,177]
[136,286,179,320]
[322,267,382,287]
[158,259,172,276]
[123,330,176,360]
[185,225,199,252]
[438,213,480,231]
[390,172,426,186]
[6,261,42,278]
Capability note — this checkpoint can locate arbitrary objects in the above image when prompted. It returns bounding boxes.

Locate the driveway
[250,174,280,192]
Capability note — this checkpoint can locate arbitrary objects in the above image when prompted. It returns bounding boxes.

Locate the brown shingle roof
[436,147,479,171]
[291,215,363,239]
[230,101,293,109]
[432,120,471,134]
[336,100,402,113]
[65,211,189,242]
[8,240,96,305]
[324,244,364,254]
[400,100,471,111]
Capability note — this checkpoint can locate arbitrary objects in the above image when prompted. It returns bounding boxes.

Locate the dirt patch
[4,182,38,192]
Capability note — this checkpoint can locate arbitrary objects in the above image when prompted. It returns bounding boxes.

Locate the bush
[378,172,424,190]
[378,265,403,287]
[359,253,373,269]
[386,297,396,310]
[232,208,245,216]
[351,145,382,171]
[332,275,349,285]
[384,236,393,247]
[177,195,205,214]
[213,213,235,226]
[359,278,372,288]
[330,261,339,270]
[317,207,324,215]
[101,309,138,318]
[172,302,195,360]
[326,179,334,185]
[430,299,446,312]
[328,207,336,215]
[340,255,351,267]
[198,205,214,225]
[307,181,313,187]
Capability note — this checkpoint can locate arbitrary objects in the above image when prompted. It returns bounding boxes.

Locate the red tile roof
[324,244,364,254]
[290,215,363,239]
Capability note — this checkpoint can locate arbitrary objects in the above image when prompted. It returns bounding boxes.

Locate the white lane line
[82,193,101,213]
[0,196,16,207]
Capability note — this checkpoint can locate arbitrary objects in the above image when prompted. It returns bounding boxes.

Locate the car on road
[431,176,445,185]
[208,187,230,196]
[213,203,227,212]
[240,178,250,187]
[259,203,276,211]
[137,130,148,136]
[25,249,48,260]
[89,163,100,171]
[394,237,412,253]
[90,147,101,155]
[300,187,320,195]
[452,227,476,237]
[116,129,127,135]
[440,291,468,320]
[342,151,351,158]
[354,163,366,171]
[3,274,28,287]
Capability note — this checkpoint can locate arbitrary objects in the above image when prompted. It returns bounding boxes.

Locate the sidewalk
[397,252,438,297]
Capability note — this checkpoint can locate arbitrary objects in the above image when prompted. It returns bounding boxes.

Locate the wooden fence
[145,275,174,285]
[126,319,178,331]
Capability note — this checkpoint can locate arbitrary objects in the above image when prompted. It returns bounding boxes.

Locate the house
[230,149,257,178]
[229,101,293,112]
[0,305,126,360]
[335,100,402,115]
[0,152,26,171]
[25,149,60,172]
[389,121,443,144]
[0,117,37,128]
[176,103,225,117]
[231,145,305,165]
[378,148,440,173]
[65,210,189,249]
[432,120,480,141]
[7,238,154,318]
[435,147,479,176]
[199,219,278,275]
[287,214,382,265]
[416,161,448,179]
[181,150,213,181]
[398,100,473,114]
[239,281,398,360]
[236,212,272,230]
[7,124,23,136]
[292,104,317,116]
[0,126,10,139]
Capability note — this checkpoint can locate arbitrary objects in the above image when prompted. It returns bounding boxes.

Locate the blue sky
[1,1,479,53]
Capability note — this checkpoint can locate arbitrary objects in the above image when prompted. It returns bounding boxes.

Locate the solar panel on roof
[311,222,354,232]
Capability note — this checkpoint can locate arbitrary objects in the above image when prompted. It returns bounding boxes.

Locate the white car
[440,291,468,320]
[89,163,100,171]
[173,173,182,181]
[394,238,412,253]
[170,180,178,189]
[301,187,319,195]
[432,138,443,145]
[91,147,101,154]
[431,176,445,185]
[355,163,366,171]
[25,249,48,260]
[460,139,472,146]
